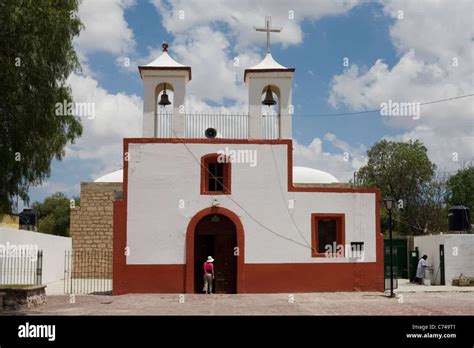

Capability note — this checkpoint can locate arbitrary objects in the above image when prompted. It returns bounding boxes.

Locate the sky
[23,0,473,208]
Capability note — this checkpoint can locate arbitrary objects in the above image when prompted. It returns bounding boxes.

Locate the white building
[414,234,474,285]
[110,27,383,294]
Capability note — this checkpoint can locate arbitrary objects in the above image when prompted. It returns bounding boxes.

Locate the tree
[400,177,448,234]
[0,1,83,213]
[446,166,474,219]
[357,140,437,235]
[32,192,78,237]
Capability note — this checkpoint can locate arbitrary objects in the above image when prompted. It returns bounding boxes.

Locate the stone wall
[0,285,46,311]
[70,182,122,278]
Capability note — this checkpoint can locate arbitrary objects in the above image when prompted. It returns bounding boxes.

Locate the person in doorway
[415,255,428,285]
[203,256,214,294]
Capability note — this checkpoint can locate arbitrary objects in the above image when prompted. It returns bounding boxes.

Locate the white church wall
[126,142,377,265]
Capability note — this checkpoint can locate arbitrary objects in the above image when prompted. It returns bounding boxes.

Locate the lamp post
[384,196,396,298]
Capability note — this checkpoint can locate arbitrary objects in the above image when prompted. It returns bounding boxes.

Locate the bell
[262,87,276,106]
[158,84,171,106]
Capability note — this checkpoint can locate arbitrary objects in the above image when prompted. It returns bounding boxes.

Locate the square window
[311,214,345,257]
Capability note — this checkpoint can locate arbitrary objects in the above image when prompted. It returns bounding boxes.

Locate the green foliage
[358,140,436,202]
[446,166,474,218]
[357,139,444,235]
[0,0,83,213]
[32,192,78,236]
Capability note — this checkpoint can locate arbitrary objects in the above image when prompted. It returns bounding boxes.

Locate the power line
[270,144,312,248]
[284,93,474,118]
[157,93,473,119]
[171,129,313,250]
[392,217,426,233]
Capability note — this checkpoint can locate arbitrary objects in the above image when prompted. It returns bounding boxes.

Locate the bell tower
[245,17,295,139]
[138,43,192,138]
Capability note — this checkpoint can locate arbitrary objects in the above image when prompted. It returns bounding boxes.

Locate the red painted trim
[138,66,192,81]
[124,138,292,145]
[200,153,232,195]
[311,213,345,257]
[244,68,295,82]
[112,199,125,295]
[185,206,245,293]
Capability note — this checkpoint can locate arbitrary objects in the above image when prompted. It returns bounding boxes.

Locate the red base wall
[113,263,383,294]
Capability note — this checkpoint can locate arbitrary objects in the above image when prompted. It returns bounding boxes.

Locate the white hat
[207,256,214,262]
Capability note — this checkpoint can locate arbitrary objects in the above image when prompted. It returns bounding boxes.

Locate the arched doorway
[194,214,236,293]
[185,207,245,294]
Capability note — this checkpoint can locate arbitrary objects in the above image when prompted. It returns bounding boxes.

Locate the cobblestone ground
[8,292,474,315]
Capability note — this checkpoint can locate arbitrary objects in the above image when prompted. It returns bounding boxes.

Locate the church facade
[112,30,383,294]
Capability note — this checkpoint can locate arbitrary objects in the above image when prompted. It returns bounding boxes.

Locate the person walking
[203,256,215,294]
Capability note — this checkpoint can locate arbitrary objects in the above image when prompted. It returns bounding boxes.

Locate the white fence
[156,113,173,138]
[185,113,249,139]
[154,113,280,139]
[261,114,280,139]
[0,227,71,284]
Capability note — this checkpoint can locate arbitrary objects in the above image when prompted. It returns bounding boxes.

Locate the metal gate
[0,249,43,285]
[384,238,408,279]
[64,250,112,295]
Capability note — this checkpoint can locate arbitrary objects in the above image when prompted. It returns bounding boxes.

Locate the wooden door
[194,214,237,294]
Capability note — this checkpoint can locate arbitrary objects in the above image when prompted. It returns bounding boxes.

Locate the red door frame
[185,206,245,293]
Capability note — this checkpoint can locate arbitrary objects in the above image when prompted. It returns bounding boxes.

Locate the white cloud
[172,27,261,104]
[75,0,136,56]
[65,73,142,178]
[31,181,80,197]
[328,0,474,172]
[293,134,367,182]
[151,0,361,49]
[143,0,361,105]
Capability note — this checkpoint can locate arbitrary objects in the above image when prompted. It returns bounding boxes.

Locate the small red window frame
[200,153,231,195]
[311,213,345,258]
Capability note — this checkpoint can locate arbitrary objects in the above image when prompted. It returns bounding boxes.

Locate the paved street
[8,291,473,315]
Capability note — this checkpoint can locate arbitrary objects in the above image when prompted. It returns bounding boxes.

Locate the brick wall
[70,182,122,278]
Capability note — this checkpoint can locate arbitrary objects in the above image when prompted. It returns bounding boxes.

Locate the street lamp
[383,196,396,298]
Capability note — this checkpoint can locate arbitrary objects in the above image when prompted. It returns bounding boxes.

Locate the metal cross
[254,16,282,53]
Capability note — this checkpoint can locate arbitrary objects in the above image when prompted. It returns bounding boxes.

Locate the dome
[94,169,123,183]
[93,167,339,184]
[293,166,339,184]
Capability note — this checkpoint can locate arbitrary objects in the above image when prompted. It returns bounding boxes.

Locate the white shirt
[416,258,427,278]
